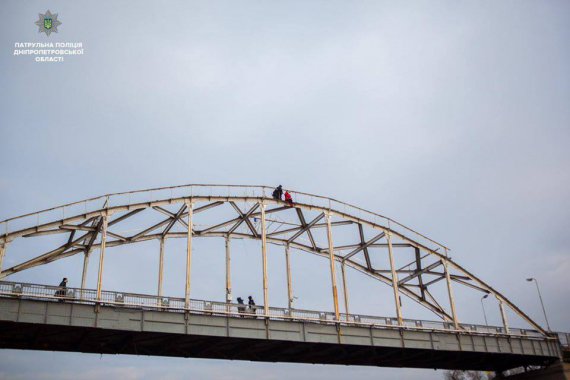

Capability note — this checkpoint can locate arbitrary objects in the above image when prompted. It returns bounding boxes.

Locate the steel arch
[0,184,548,336]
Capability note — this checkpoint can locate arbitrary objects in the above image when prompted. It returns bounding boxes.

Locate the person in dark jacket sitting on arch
[272,185,283,201]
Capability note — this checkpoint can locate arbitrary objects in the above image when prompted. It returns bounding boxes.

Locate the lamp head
[483,294,489,299]
[526,278,534,282]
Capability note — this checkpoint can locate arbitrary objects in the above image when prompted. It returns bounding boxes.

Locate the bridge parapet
[0,281,549,340]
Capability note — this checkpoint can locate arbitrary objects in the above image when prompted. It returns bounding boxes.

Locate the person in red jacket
[284,191,293,206]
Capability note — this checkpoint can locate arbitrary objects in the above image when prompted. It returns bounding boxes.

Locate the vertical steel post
[260,202,269,316]
[285,243,293,310]
[184,201,194,309]
[325,212,340,321]
[386,231,403,325]
[341,260,350,320]
[225,236,232,303]
[498,297,510,334]
[96,214,108,301]
[0,241,7,273]
[443,249,459,329]
[80,249,90,299]
[158,237,165,298]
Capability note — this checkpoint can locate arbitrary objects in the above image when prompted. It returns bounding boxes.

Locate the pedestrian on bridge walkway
[55,277,67,301]
[248,296,257,317]
[237,297,246,317]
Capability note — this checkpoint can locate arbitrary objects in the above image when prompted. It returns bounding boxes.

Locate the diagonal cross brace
[0,229,94,278]
[398,260,442,286]
[83,217,103,254]
[155,201,224,229]
[414,247,426,300]
[109,209,144,227]
[129,219,171,241]
[268,220,352,238]
[343,231,386,262]
[130,200,225,241]
[358,224,373,271]
[229,202,260,237]
[344,255,454,321]
[162,204,188,236]
[199,217,240,235]
[288,211,324,249]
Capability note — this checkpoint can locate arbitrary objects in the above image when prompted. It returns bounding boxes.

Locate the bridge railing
[0,280,550,340]
[556,332,570,348]
[0,184,446,252]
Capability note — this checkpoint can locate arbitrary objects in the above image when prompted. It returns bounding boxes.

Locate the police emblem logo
[35,10,61,36]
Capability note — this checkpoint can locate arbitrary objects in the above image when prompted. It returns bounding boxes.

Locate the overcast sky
[1,1,569,379]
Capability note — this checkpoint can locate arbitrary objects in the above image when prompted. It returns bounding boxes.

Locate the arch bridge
[0,184,563,372]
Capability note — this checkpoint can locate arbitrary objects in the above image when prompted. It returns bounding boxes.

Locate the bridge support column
[498,297,510,334]
[96,214,108,301]
[158,237,165,298]
[225,236,232,303]
[386,231,403,326]
[185,201,194,309]
[80,249,90,299]
[326,212,340,321]
[285,243,293,310]
[260,202,269,316]
[443,249,459,329]
[341,261,350,320]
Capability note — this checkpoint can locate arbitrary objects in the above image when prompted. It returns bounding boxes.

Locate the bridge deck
[0,284,561,371]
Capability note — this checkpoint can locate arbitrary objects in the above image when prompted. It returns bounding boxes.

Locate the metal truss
[0,184,549,336]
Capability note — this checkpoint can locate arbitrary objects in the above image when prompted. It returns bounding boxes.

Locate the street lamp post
[526,278,551,332]
[480,293,489,326]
